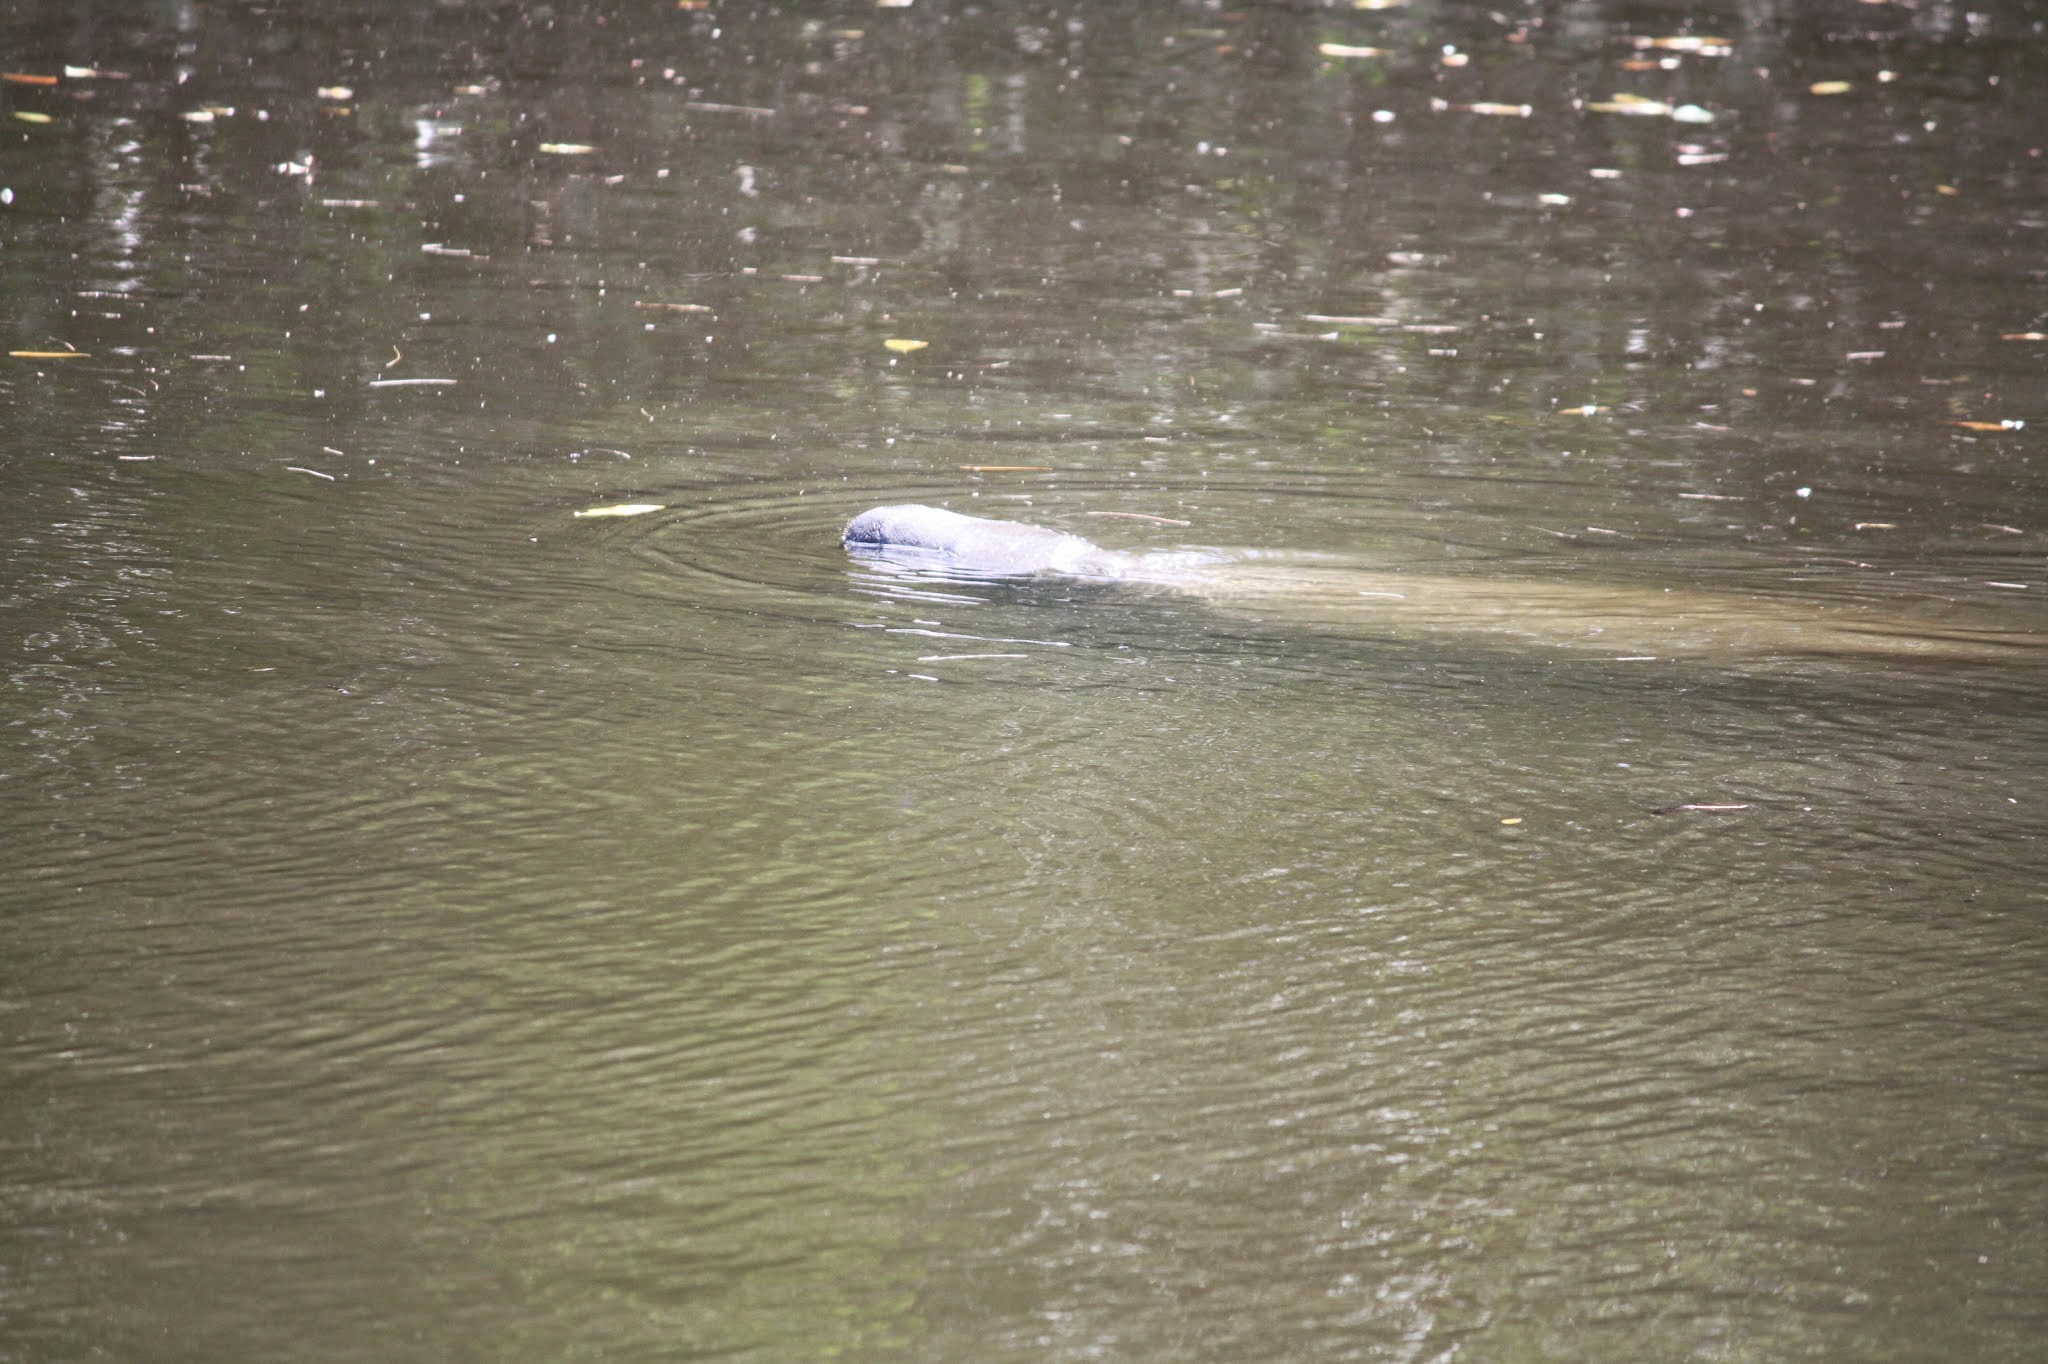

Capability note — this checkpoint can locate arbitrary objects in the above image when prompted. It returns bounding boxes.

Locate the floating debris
[1586,93,1669,116]
[574,503,666,519]
[1304,314,1399,326]
[1318,43,1386,58]
[1431,98,1533,117]
[538,142,597,155]
[1081,511,1193,525]
[1651,803,1752,815]
[884,338,928,354]
[1633,35,1732,55]
[1585,93,1710,122]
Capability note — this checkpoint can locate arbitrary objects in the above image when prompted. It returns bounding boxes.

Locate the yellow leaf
[1317,43,1385,58]
[10,349,88,359]
[1808,80,1852,95]
[883,338,928,354]
[1586,97,1670,116]
[538,142,597,155]
[12,111,51,124]
[573,502,666,519]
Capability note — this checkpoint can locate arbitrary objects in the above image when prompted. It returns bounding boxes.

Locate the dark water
[3,1,2046,1358]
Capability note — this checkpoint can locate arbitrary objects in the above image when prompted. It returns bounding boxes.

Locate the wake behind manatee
[845,504,2047,667]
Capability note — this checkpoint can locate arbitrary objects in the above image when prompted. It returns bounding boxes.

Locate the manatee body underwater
[842,504,2047,667]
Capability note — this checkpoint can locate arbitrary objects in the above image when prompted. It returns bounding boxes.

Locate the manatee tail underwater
[844,504,2048,666]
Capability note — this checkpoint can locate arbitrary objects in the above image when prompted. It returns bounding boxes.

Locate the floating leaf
[1999,332,2047,341]
[1317,43,1385,58]
[574,502,666,519]
[883,338,928,354]
[12,111,52,124]
[1952,420,2024,432]
[10,350,88,359]
[1464,102,1532,117]
[1587,94,1670,116]
[1635,35,1732,54]
[538,142,597,155]
[317,86,354,101]
[1808,80,1852,95]
[3,72,59,86]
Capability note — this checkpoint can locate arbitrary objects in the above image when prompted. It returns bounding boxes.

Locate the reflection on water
[3,0,2046,1359]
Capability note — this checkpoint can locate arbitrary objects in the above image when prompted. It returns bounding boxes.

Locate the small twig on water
[1081,511,1194,526]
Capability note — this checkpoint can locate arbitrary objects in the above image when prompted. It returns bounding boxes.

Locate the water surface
[3,1,2045,1359]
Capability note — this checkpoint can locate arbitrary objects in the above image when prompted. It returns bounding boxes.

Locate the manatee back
[844,504,1130,578]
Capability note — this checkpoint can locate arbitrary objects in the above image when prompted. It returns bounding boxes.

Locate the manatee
[843,503,2046,666]
[843,504,1139,578]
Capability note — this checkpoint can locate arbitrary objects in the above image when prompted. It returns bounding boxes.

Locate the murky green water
[4,1,2046,1359]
